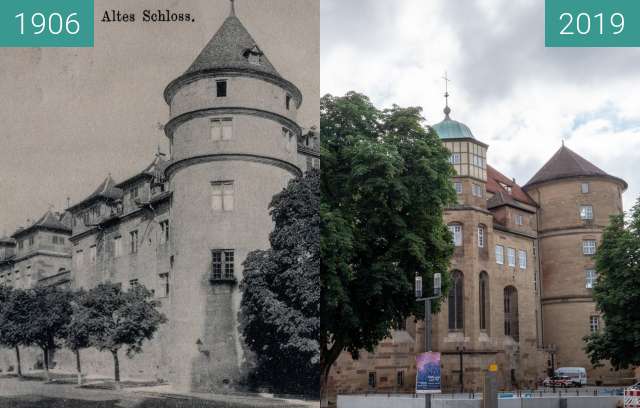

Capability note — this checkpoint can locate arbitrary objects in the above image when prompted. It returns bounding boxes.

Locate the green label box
[0,0,93,47]
[546,0,640,47]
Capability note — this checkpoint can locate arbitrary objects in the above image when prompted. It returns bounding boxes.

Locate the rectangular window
[477,226,485,248]
[130,187,139,204]
[581,183,590,193]
[454,182,462,194]
[216,80,227,97]
[114,236,122,258]
[130,230,138,253]
[450,153,461,164]
[210,118,233,141]
[211,181,235,212]
[472,183,483,197]
[583,240,596,255]
[590,315,599,333]
[515,214,524,226]
[28,236,34,246]
[586,269,597,288]
[396,371,404,386]
[159,272,170,297]
[518,250,527,269]
[89,245,96,264]
[496,245,504,264]
[211,250,235,280]
[580,205,593,220]
[368,372,377,388]
[448,224,462,247]
[286,94,291,110]
[160,220,170,245]
[75,250,84,268]
[18,240,23,250]
[129,279,139,288]
[507,247,516,267]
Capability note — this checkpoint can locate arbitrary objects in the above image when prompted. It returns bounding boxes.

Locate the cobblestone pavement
[0,376,312,407]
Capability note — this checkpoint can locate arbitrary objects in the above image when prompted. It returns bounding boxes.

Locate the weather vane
[442,71,452,118]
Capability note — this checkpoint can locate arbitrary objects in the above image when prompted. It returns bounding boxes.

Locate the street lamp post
[415,272,442,408]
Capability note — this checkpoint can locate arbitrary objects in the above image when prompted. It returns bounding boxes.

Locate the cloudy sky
[322,0,640,211]
[0,0,318,235]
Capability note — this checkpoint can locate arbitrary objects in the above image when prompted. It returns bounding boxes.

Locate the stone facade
[0,3,319,391]
[329,111,628,396]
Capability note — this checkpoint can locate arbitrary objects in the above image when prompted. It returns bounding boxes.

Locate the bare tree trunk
[14,345,22,377]
[111,349,121,390]
[320,340,343,408]
[75,349,83,385]
[42,347,50,382]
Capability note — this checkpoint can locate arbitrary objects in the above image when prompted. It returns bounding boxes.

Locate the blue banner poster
[416,352,441,394]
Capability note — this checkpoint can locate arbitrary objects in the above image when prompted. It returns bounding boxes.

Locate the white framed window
[518,250,527,269]
[589,315,599,333]
[450,153,461,165]
[129,279,139,288]
[130,230,138,254]
[515,214,524,226]
[586,269,597,288]
[495,245,504,265]
[448,224,462,247]
[580,205,593,220]
[477,226,485,248]
[472,183,483,197]
[159,220,170,245]
[89,245,96,264]
[211,249,235,280]
[583,240,596,255]
[581,183,590,194]
[211,181,235,212]
[114,236,122,258]
[454,182,462,194]
[75,250,84,268]
[210,118,233,141]
[158,272,170,297]
[507,247,516,267]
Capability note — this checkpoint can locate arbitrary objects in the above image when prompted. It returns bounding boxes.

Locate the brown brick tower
[523,144,629,384]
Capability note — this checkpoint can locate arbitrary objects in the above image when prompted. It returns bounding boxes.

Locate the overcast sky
[0,0,318,236]
[322,0,640,211]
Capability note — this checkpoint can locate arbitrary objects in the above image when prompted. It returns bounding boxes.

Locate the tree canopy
[240,168,320,396]
[320,92,456,391]
[585,198,640,369]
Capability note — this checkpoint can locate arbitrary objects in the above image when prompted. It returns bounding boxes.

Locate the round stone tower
[523,144,627,383]
[162,1,302,391]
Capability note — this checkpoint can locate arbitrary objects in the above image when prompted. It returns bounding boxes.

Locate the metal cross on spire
[442,71,452,118]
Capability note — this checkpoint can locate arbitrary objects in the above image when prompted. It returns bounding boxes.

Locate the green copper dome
[432,106,475,140]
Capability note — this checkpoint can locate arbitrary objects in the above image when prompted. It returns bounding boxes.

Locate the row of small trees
[0,282,166,388]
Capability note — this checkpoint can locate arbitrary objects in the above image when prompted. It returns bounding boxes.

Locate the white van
[555,367,587,386]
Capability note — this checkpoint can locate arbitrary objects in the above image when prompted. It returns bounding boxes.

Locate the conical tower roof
[164,1,301,106]
[524,145,627,190]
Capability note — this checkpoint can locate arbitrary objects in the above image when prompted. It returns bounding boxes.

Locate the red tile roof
[487,165,537,208]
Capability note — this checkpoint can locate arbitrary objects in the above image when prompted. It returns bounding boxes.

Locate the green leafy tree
[585,198,640,370]
[240,169,320,396]
[77,283,166,389]
[0,286,30,377]
[63,289,91,385]
[23,286,74,381]
[320,92,456,398]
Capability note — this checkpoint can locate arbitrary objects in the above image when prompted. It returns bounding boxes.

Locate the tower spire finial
[230,0,236,17]
[442,71,451,119]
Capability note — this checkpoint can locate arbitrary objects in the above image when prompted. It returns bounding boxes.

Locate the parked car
[543,375,574,388]
[556,367,587,386]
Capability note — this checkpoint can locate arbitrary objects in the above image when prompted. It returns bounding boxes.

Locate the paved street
[0,376,313,408]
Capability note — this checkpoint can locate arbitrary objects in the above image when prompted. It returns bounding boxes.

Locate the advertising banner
[416,352,441,394]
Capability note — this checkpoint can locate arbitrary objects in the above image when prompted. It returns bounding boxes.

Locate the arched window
[479,272,489,332]
[448,271,464,331]
[504,286,519,341]
[448,223,463,247]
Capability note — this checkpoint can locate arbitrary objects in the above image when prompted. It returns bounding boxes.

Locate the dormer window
[243,45,263,66]
[499,182,512,194]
